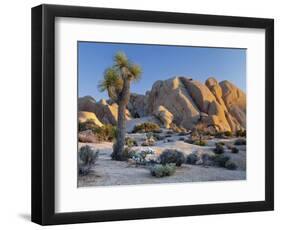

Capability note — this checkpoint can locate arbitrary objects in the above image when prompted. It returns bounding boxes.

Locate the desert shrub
[193,140,207,146]
[214,132,224,138]
[166,130,174,135]
[78,145,99,175]
[212,154,230,167]
[153,129,163,134]
[186,153,199,165]
[179,137,185,141]
[125,137,138,147]
[236,129,246,137]
[150,164,176,177]
[231,146,239,153]
[178,132,187,136]
[203,131,211,136]
[79,119,99,132]
[129,149,155,165]
[225,161,238,170]
[79,145,99,165]
[224,131,232,137]
[122,147,134,160]
[184,139,194,144]
[159,149,185,166]
[132,122,160,133]
[167,139,175,142]
[153,133,165,141]
[94,124,117,142]
[218,141,225,146]
[165,134,172,138]
[146,132,154,139]
[234,138,246,145]
[213,143,225,154]
[141,140,155,146]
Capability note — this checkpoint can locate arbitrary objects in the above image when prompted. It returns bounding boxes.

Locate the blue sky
[78,42,246,101]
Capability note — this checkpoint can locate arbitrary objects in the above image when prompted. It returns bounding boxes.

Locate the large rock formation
[79,76,246,132]
[78,96,131,125]
[127,93,148,117]
[205,77,245,131]
[153,105,174,128]
[147,77,200,129]
[220,80,246,129]
[78,111,103,127]
[147,76,246,132]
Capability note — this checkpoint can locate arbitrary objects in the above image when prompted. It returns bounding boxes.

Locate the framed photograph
[31,4,274,225]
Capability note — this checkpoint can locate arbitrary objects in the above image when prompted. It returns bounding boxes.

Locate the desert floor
[78,133,246,187]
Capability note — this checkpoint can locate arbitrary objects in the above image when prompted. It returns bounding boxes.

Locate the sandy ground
[78,136,246,187]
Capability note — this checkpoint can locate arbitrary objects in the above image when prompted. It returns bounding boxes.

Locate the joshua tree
[98,52,142,160]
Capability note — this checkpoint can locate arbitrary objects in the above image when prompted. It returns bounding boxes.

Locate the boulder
[78,111,103,127]
[127,93,148,117]
[78,96,96,111]
[220,80,246,129]
[205,77,243,132]
[78,96,131,125]
[181,78,217,113]
[153,105,174,128]
[147,77,200,129]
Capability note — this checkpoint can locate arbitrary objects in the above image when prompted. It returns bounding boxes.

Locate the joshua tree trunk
[112,79,131,160]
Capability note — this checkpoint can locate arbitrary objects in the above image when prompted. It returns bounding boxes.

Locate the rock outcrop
[220,80,246,129]
[147,76,246,132]
[78,111,103,127]
[205,77,245,131]
[153,105,174,128]
[79,76,246,132]
[127,93,148,117]
[147,77,200,129]
[78,96,131,125]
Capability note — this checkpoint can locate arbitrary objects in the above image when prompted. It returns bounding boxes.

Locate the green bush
[213,154,230,167]
[231,146,239,153]
[193,140,207,146]
[125,137,138,147]
[186,153,199,165]
[78,119,99,132]
[94,124,117,142]
[129,149,155,165]
[159,149,185,166]
[150,164,176,177]
[225,161,238,170]
[213,143,225,154]
[224,131,232,137]
[214,132,224,138]
[153,133,165,141]
[234,138,246,145]
[132,122,160,133]
[178,132,187,136]
[79,145,99,165]
[122,147,134,160]
[166,130,174,135]
[78,145,99,175]
[236,129,246,137]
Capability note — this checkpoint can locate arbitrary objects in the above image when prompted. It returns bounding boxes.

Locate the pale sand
[78,138,246,187]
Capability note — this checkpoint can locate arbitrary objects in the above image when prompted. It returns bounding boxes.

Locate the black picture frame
[31,4,274,225]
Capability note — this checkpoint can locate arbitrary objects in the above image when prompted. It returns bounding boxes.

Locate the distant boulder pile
[78,76,246,132]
